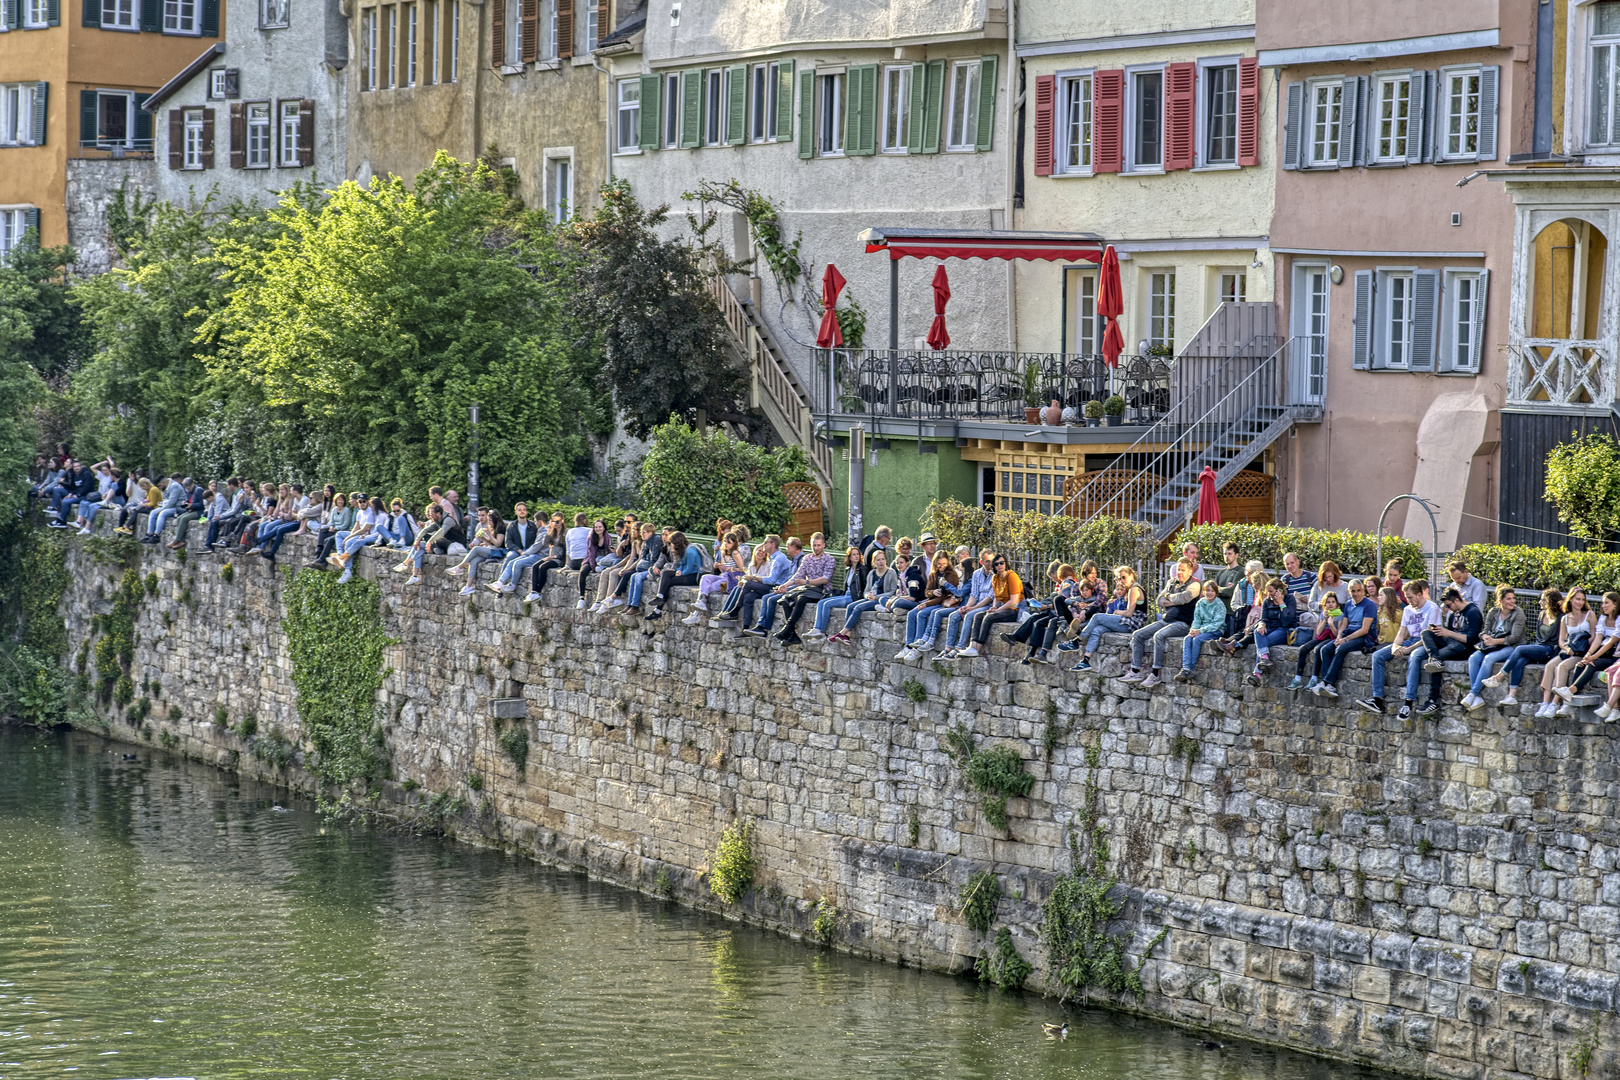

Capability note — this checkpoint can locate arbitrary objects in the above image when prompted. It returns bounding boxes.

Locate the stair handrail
[1067,337,1294,526]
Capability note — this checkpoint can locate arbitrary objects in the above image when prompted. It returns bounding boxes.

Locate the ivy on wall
[282,568,394,788]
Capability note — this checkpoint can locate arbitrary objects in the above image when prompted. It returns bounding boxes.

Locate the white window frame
[584,0,596,51]
[1292,262,1330,401]
[405,2,417,86]
[387,5,400,86]
[1124,64,1165,173]
[182,108,205,168]
[765,61,782,140]
[102,0,137,30]
[95,90,134,148]
[0,207,36,260]
[449,0,458,82]
[1379,269,1416,369]
[0,84,38,147]
[22,0,48,28]
[1073,268,1104,356]
[260,0,288,29]
[163,0,200,34]
[1306,76,1344,167]
[945,59,979,152]
[1217,270,1247,306]
[544,147,573,224]
[209,68,227,99]
[615,77,640,154]
[1439,65,1482,161]
[278,100,301,166]
[1147,270,1176,350]
[748,63,767,143]
[1054,70,1093,176]
[1368,70,1413,164]
[721,65,737,142]
[544,0,558,61]
[1586,2,1620,149]
[705,67,722,145]
[1196,56,1239,168]
[817,70,844,156]
[1441,268,1485,373]
[880,63,909,153]
[361,8,378,90]
[663,71,680,148]
[245,101,271,167]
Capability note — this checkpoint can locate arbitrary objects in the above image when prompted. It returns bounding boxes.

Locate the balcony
[72,139,156,160]
[1507,340,1616,409]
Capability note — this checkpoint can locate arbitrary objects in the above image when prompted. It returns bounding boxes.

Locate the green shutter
[200,0,217,35]
[974,55,997,151]
[920,58,944,154]
[797,68,814,158]
[133,92,151,146]
[81,0,100,27]
[725,63,745,144]
[24,207,39,239]
[851,64,879,155]
[680,69,700,147]
[638,73,660,150]
[45,0,58,24]
[32,81,46,145]
[907,61,926,153]
[79,88,96,148]
[774,59,794,141]
[140,0,160,32]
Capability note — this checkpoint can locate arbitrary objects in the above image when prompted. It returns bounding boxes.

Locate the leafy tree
[569,179,749,439]
[0,256,49,516]
[638,416,807,535]
[1545,431,1620,550]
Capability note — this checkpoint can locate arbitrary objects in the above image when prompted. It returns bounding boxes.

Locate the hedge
[919,500,1155,571]
[1453,543,1620,594]
[1178,524,1425,579]
[521,501,643,527]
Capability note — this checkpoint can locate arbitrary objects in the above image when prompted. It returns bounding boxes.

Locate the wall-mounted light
[1329,265,1344,286]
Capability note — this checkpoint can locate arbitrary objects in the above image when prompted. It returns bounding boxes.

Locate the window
[425,0,438,83]
[261,0,288,28]
[245,102,271,166]
[1590,1,1620,145]
[23,0,48,27]
[1203,63,1237,165]
[1441,269,1487,372]
[585,0,596,51]
[0,84,38,146]
[1129,69,1162,169]
[102,0,137,29]
[1440,68,1480,160]
[765,61,782,140]
[209,69,227,99]
[0,208,38,260]
[449,0,458,81]
[946,60,979,151]
[705,68,722,144]
[721,66,736,142]
[546,154,571,223]
[502,0,518,66]
[405,3,417,86]
[96,91,132,147]
[993,452,1073,516]
[750,64,767,143]
[664,72,679,147]
[182,108,204,168]
[163,0,198,33]
[278,100,301,165]
[544,0,557,61]
[1383,271,1414,368]
[1296,265,1329,401]
[880,64,909,152]
[1308,79,1342,165]
[1371,73,1411,162]
[361,9,378,90]
[386,6,398,86]
[1218,271,1246,306]
[1074,270,1103,355]
[817,71,844,155]
[1058,73,1091,173]
[615,78,639,153]
[1148,271,1175,349]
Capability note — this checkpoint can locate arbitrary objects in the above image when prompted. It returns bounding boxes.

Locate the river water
[0,727,1392,1080]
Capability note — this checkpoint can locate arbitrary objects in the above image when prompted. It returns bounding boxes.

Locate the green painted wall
[829,439,978,542]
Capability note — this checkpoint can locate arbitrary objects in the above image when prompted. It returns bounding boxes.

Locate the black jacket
[506,520,538,551]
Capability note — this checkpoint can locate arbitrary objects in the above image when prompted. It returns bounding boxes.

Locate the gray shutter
[907,61,926,153]
[797,68,813,158]
[133,92,150,147]
[774,59,793,141]
[726,63,745,144]
[638,72,659,150]
[1468,269,1489,373]
[1409,269,1439,371]
[223,68,239,97]
[920,58,944,154]
[45,0,57,25]
[1351,269,1374,369]
[200,0,217,35]
[1404,72,1425,165]
[1476,64,1499,161]
[23,206,39,237]
[1422,71,1438,162]
[679,69,700,148]
[2,0,17,30]
[974,54,997,151]
[1282,81,1302,170]
[31,81,45,145]
[1336,77,1359,168]
[82,0,99,27]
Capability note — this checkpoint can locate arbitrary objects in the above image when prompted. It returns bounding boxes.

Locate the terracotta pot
[1024,408,1041,424]
[1044,400,1063,425]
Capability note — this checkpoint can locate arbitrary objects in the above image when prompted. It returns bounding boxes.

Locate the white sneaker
[406,575,421,585]
[605,598,624,610]
[1467,693,1487,711]
[1555,686,1575,703]
[577,599,586,609]
[523,592,541,603]
[1482,671,1508,689]
[1500,692,1518,707]
[693,596,707,611]
[1556,702,1573,717]
[76,525,91,536]
[893,648,913,662]
[459,585,476,595]
[1140,672,1161,689]
[803,628,825,640]
[1596,703,1614,720]
[446,565,466,576]
[682,612,704,626]
[1535,702,1554,717]
[337,568,353,584]
[958,646,980,658]
[1120,670,1146,684]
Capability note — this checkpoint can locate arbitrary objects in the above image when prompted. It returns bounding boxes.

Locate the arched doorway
[1514,217,1613,405]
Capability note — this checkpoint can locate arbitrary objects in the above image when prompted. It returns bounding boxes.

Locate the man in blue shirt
[744,537,804,634]
[716,535,792,629]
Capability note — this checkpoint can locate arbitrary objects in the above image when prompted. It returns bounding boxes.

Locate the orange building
[0,0,225,256]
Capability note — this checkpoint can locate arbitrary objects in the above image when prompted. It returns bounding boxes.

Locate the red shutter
[200,107,215,168]
[1032,73,1055,176]
[519,0,536,62]
[556,0,572,58]
[1163,61,1195,170]
[1237,56,1259,166]
[1093,69,1123,174]
[491,0,504,64]
[167,109,183,170]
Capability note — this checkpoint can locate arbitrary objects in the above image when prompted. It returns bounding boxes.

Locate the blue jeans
[148,506,178,536]
[945,606,985,649]
[1318,638,1373,687]
[500,551,546,585]
[1181,631,1223,670]
[1368,644,1401,698]
[842,596,888,632]
[1131,619,1190,671]
[814,594,855,633]
[905,605,937,642]
[1082,613,1135,655]
[462,545,503,582]
[628,571,651,608]
[1253,626,1291,657]
[752,592,782,630]
[1502,643,1555,688]
[1469,647,1515,694]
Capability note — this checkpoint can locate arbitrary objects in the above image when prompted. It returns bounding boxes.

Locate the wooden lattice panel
[782,482,824,541]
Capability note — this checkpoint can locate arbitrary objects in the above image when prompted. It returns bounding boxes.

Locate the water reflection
[0,728,1393,1080]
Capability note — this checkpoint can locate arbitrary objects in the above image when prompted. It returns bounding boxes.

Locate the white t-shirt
[566,526,591,561]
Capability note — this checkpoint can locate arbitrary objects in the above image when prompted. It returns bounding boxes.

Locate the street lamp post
[468,403,481,513]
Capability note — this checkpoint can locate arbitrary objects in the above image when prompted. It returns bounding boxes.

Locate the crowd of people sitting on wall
[27,452,1620,721]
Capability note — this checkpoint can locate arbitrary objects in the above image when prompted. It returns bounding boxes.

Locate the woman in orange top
[959,554,1023,658]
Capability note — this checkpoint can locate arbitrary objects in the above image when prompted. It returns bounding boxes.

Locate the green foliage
[919,500,1154,572]
[250,725,294,770]
[0,525,71,655]
[220,561,234,583]
[465,771,484,792]
[213,705,228,726]
[519,500,642,526]
[653,866,674,899]
[1452,542,1620,593]
[1170,734,1200,768]
[907,804,920,847]
[92,568,144,692]
[900,676,927,703]
[113,674,135,706]
[1546,433,1620,550]
[1042,871,1157,1003]
[811,897,840,945]
[497,721,530,774]
[1179,523,1425,578]
[959,871,1002,934]
[709,819,755,905]
[945,726,1035,833]
[1103,395,1126,416]
[638,417,809,535]
[683,179,803,292]
[237,711,258,738]
[977,927,1033,992]
[143,571,159,597]
[282,568,393,788]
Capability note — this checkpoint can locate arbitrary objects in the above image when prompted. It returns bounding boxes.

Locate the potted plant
[1022,361,1043,423]
[1083,399,1104,427]
[1103,395,1126,427]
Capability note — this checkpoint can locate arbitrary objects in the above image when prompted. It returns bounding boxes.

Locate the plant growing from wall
[709,819,755,905]
[812,897,840,945]
[944,724,1035,832]
[959,870,1002,934]
[283,568,394,788]
[1546,432,1620,550]
[977,927,1033,992]
[496,720,530,775]
[1041,833,1167,1004]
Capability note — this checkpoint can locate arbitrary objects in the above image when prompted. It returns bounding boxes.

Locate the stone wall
[58,535,1620,1080]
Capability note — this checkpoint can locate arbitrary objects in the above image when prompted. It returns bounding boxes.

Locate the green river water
[0,727,1394,1080]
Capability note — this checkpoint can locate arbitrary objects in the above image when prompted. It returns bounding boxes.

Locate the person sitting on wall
[143,474,187,544]
[742,536,805,637]
[957,553,1022,659]
[1121,557,1200,688]
[895,552,962,660]
[1534,587,1595,718]
[1288,591,1344,693]
[1070,566,1147,672]
[593,522,652,611]
[832,548,899,644]
[644,531,706,621]
[1553,590,1620,709]
[687,531,750,624]
[1176,580,1230,683]
[1006,562,1076,665]
[447,506,507,595]
[1461,584,1526,712]
[1240,577,1300,687]
[804,547,863,640]
[935,550,996,660]
[1403,584,1484,718]
[767,532,836,644]
[1485,589,1563,712]
[526,520,573,604]
[719,534,789,630]
[1215,567,1270,658]
[1303,561,1350,631]
[1355,580,1439,718]
[1445,559,1487,613]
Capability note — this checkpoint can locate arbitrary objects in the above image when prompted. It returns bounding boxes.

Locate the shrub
[959,870,1002,934]
[1453,543,1620,594]
[639,418,810,537]
[918,500,1155,571]
[977,927,1033,992]
[1545,432,1620,549]
[518,501,642,528]
[1179,523,1424,578]
[709,819,755,904]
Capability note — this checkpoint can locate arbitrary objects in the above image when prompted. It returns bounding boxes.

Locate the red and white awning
[859,227,1106,263]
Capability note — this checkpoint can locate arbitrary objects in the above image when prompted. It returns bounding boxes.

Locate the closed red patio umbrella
[925,264,951,351]
[1194,465,1222,526]
[1098,244,1125,368]
[816,264,846,348]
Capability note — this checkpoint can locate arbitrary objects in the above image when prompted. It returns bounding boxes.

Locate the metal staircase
[1061,337,1322,544]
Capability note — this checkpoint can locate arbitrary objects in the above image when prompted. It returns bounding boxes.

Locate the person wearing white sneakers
[935,550,996,659]
[956,554,1022,659]
[896,552,961,659]
[1485,589,1564,710]
[1461,585,1525,711]
[1123,558,1200,688]
[1534,589,1595,717]
[449,507,508,595]
[1553,591,1620,710]
[1595,663,1620,722]
[687,531,748,623]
